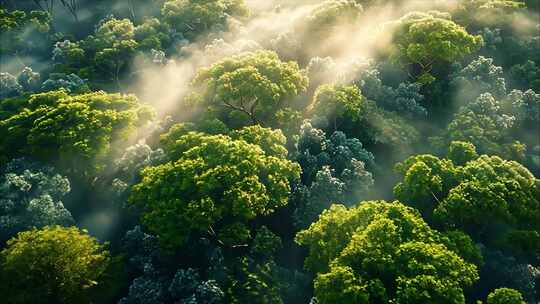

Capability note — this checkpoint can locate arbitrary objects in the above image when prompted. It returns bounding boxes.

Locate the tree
[40,73,89,93]
[231,125,289,158]
[291,121,374,228]
[0,158,74,242]
[304,0,363,33]
[134,17,172,52]
[295,201,479,304]
[0,225,110,304]
[307,83,419,153]
[506,89,540,127]
[190,50,308,129]
[0,7,50,57]
[270,0,363,62]
[0,72,23,99]
[52,40,86,69]
[354,66,427,119]
[0,89,155,176]
[509,60,540,92]
[89,17,139,87]
[310,84,364,132]
[161,0,249,40]
[454,0,527,30]
[432,93,516,156]
[17,67,41,91]
[109,143,166,200]
[388,11,483,84]
[487,288,526,304]
[394,143,540,262]
[450,56,507,101]
[130,128,300,249]
[433,89,540,168]
[479,249,539,302]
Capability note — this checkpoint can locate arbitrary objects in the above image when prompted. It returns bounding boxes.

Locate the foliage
[388,11,483,83]
[303,0,363,34]
[41,73,89,93]
[433,93,516,155]
[119,263,165,304]
[454,0,527,30]
[161,0,249,39]
[296,201,479,303]
[190,50,308,129]
[487,288,526,304]
[506,89,540,126]
[0,158,73,242]
[0,225,110,304]
[0,90,155,175]
[434,89,539,167]
[354,67,427,118]
[309,85,419,151]
[111,144,166,199]
[479,249,539,302]
[270,0,362,62]
[291,121,374,228]
[394,144,540,262]
[310,84,364,131]
[0,72,23,99]
[130,129,300,248]
[0,7,50,56]
[1,1,539,303]
[450,56,507,101]
[134,17,172,52]
[509,60,540,92]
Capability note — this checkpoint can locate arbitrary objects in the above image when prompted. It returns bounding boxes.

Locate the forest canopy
[0,0,538,303]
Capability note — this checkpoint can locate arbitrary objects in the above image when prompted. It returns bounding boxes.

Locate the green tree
[310,84,364,132]
[134,17,172,51]
[0,89,155,175]
[271,0,363,62]
[190,50,308,129]
[0,7,50,57]
[448,140,479,165]
[454,0,527,30]
[161,0,249,39]
[394,143,540,262]
[432,93,517,157]
[310,95,419,156]
[0,225,110,304]
[130,128,300,249]
[487,288,526,304]
[88,17,139,87]
[388,11,483,84]
[295,201,479,304]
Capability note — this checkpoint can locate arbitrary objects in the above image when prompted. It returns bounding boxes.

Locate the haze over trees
[0,0,538,303]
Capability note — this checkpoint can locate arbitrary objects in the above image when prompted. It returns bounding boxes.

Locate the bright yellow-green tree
[0,226,110,304]
[388,11,483,84]
[190,50,308,129]
[130,128,300,249]
[0,89,154,175]
[296,201,479,304]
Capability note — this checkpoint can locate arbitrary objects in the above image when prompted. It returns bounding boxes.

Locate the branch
[222,99,258,124]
